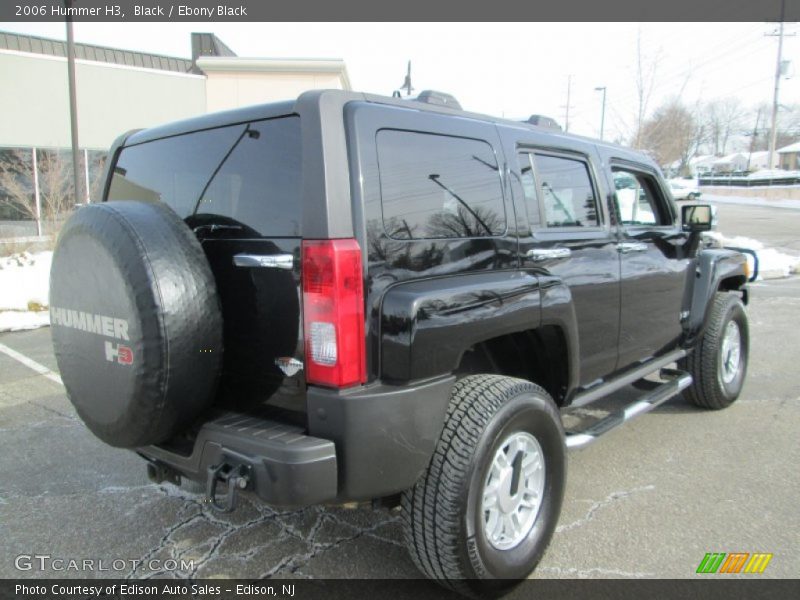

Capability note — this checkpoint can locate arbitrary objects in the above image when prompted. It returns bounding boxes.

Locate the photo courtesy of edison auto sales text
[15,584,296,597]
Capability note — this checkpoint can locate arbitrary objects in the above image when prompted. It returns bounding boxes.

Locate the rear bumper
[139,375,455,507]
[139,412,337,507]
[307,375,455,501]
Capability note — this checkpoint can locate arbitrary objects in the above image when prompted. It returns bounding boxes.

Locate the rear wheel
[401,375,565,595]
[681,292,749,409]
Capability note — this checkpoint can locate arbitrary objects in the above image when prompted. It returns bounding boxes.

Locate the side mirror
[682,204,715,232]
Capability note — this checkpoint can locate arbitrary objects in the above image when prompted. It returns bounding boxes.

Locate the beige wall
[703,186,800,200]
[205,71,345,112]
[779,153,799,171]
[1,52,350,150]
[0,50,206,150]
[198,57,350,113]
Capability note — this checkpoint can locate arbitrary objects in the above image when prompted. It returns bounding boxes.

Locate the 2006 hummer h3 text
[49,90,751,594]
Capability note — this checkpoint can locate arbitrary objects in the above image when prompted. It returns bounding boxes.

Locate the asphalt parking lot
[1,201,798,583]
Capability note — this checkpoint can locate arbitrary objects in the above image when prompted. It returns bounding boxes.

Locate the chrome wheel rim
[719,320,742,385]
[481,431,545,550]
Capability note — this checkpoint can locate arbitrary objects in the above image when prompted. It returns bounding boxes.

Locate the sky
[1,21,797,144]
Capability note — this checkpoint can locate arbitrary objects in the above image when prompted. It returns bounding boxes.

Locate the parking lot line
[0,341,63,386]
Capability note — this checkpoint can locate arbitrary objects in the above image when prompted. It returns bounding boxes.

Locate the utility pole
[746,107,763,172]
[767,0,793,170]
[64,0,84,206]
[562,75,572,132]
[595,86,607,141]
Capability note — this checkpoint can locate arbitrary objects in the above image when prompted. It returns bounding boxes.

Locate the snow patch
[0,251,52,332]
[0,311,50,332]
[706,233,800,279]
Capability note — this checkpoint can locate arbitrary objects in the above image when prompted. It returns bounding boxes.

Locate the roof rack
[526,115,563,131]
[412,90,462,110]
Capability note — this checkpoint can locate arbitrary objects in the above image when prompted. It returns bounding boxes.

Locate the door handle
[526,247,572,261]
[616,242,649,254]
[233,253,294,270]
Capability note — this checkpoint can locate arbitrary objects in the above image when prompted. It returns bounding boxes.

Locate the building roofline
[0,30,195,74]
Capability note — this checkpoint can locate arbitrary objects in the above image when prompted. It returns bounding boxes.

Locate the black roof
[124,89,642,162]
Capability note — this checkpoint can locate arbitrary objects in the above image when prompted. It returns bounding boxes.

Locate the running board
[565,368,693,450]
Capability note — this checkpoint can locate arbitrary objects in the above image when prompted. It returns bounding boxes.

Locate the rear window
[376,129,506,239]
[534,154,599,228]
[108,116,301,237]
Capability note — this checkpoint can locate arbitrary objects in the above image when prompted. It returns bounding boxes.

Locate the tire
[681,292,749,410]
[401,375,566,595]
[687,193,698,201]
[50,201,223,448]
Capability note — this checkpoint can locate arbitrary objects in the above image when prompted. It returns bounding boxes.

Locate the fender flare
[685,248,748,345]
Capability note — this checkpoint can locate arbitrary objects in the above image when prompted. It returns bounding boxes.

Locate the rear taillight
[302,239,366,388]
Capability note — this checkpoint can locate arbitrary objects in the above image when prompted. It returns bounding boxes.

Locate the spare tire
[50,201,223,448]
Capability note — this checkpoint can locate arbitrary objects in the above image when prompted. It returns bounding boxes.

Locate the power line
[560,75,572,132]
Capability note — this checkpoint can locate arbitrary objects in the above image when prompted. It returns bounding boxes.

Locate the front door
[610,163,690,369]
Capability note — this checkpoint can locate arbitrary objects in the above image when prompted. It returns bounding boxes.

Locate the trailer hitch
[206,463,252,513]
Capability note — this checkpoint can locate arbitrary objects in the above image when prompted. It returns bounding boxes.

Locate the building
[777,142,800,171]
[687,155,716,176]
[710,153,748,175]
[0,30,350,151]
[745,150,779,172]
[0,31,350,233]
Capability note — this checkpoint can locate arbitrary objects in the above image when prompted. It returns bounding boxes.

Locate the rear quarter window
[107,116,301,237]
[376,130,506,240]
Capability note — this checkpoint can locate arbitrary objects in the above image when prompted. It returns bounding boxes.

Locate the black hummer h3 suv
[49,90,751,593]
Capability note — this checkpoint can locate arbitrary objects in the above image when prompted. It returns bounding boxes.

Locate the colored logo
[105,341,134,365]
[696,552,772,574]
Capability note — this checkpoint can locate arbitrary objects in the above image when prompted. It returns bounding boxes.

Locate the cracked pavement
[1,203,799,582]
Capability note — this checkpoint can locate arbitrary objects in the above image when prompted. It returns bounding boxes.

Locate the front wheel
[681,292,749,409]
[401,375,566,595]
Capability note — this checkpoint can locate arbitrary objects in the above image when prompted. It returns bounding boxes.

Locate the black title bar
[2,0,798,22]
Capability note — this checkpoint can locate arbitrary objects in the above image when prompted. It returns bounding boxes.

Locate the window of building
[377,130,506,240]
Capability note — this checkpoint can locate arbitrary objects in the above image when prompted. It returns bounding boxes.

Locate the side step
[565,368,693,450]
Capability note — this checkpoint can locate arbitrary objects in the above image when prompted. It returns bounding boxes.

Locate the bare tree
[0,149,75,232]
[704,98,745,155]
[633,29,662,149]
[748,102,800,152]
[638,99,704,172]
[0,151,34,220]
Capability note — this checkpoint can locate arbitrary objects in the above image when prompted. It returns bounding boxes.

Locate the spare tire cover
[50,200,223,448]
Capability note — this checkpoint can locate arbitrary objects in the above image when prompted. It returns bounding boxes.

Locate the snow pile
[0,251,52,332]
[706,233,800,280]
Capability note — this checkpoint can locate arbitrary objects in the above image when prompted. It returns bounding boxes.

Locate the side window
[517,152,541,229]
[376,130,506,239]
[612,168,671,226]
[533,154,599,228]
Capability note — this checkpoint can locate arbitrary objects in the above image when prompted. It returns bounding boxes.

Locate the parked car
[669,177,702,201]
[48,90,751,595]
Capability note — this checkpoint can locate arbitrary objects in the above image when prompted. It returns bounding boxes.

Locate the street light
[64,0,84,205]
[595,86,607,141]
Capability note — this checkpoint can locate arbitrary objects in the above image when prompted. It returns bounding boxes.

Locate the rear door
[607,160,690,368]
[505,130,621,387]
[107,116,304,409]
